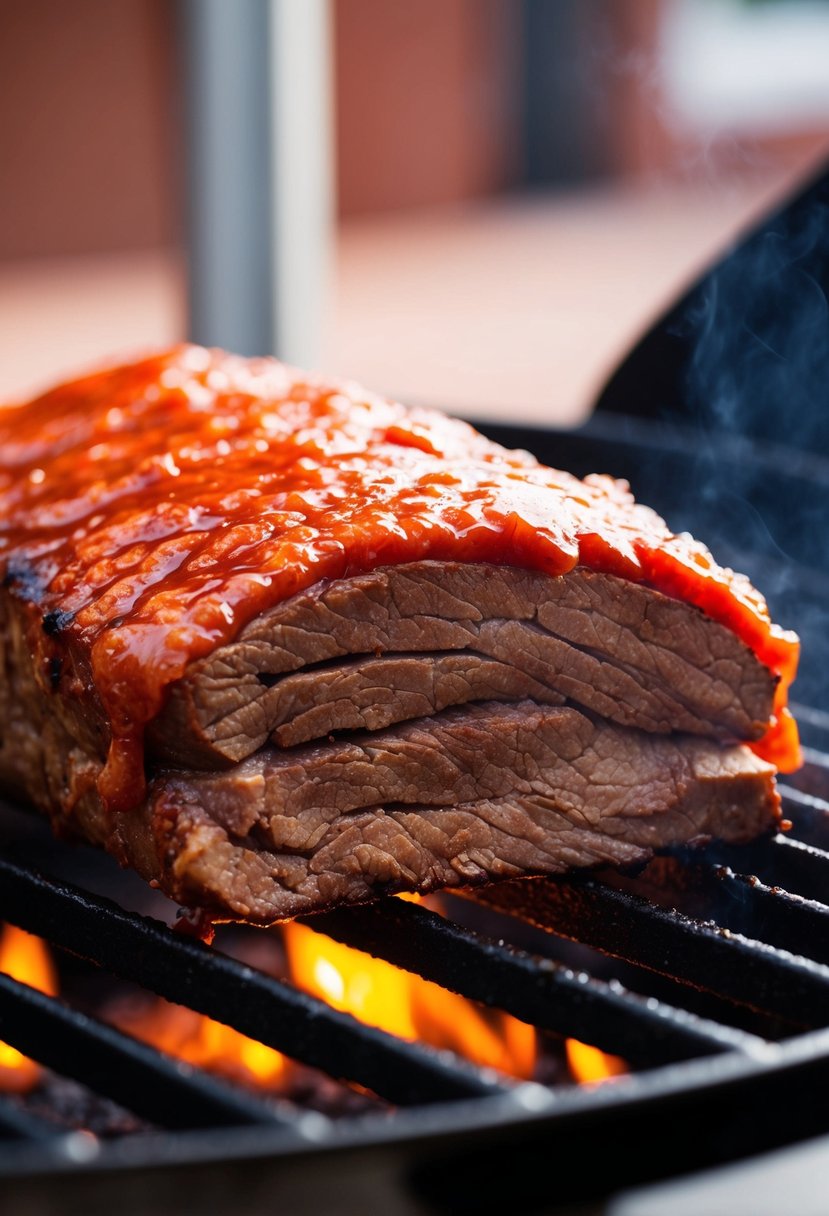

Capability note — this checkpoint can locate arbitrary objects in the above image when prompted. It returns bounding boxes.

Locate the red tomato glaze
[0,346,801,811]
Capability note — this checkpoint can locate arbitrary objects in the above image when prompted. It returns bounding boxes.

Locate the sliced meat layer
[144,702,779,922]
[0,583,781,926]
[157,651,567,766]
[149,562,776,770]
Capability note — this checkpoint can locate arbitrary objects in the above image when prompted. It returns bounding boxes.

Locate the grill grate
[303,900,764,1066]
[471,855,829,1030]
[1,760,829,1152]
[0,970,284,1131]
[0,1092,55,1142]
[0,855,504,1111]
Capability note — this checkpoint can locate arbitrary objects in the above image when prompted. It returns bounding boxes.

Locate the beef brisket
[0,566,780,923]
[0,347,797,923]
[148,562,775,767]
[144,702,777,922]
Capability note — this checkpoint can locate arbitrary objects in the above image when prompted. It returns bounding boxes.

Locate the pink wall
[335,0,521,214]
[0,0,178,260]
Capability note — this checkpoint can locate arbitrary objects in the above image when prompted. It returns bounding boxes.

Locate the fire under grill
[1,414,829,1215]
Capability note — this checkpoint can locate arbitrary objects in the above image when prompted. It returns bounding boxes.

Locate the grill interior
[1,414,829,1214]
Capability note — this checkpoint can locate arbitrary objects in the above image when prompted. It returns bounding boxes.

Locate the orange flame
[0,924,59,1093]
[0,922,624,1100]
[565,1038,626,1085]
[283,922,537,1081]
[114,1001,289,1090]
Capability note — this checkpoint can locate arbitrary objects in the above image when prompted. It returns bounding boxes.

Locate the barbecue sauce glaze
[0,347,800,812]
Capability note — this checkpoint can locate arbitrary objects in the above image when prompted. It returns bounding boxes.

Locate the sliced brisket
[0,347,797,924]
[145,702,778,922]
[149,562,775,769]
[0,561,782,923]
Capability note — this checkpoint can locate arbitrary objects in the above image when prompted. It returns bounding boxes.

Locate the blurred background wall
[1,0,828,417]
[0,0,177,259]
[0,0,521,257]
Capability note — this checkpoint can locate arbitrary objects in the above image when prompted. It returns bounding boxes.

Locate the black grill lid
[594,159,829,455]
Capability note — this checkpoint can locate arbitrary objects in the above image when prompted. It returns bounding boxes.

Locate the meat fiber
[148,562,775,767]
[145,703,777,922]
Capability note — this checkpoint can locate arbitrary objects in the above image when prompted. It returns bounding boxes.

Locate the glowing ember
[283,923,537,1081]
[113,1001,289,1091]
[0,924,58,1093]
[565,1038,626,1085]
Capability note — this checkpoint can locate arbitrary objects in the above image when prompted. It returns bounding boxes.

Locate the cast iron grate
[0,722,828,1158]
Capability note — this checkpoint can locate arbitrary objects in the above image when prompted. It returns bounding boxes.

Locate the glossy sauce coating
[0,346,800,810]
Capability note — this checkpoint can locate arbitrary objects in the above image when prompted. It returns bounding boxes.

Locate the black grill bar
[0,1096,55,1142]
[0,855,505,1106]
[712,834,829,907]
[686,864,829,967]
[305,901,766,1067]
[785,750,829,803]
[780,785,829,850]
[0,973,286,1131]
[606,852,829,969]
[471,877,829,1028]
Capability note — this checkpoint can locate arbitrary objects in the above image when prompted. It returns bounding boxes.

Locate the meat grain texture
[0,348,797,922]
